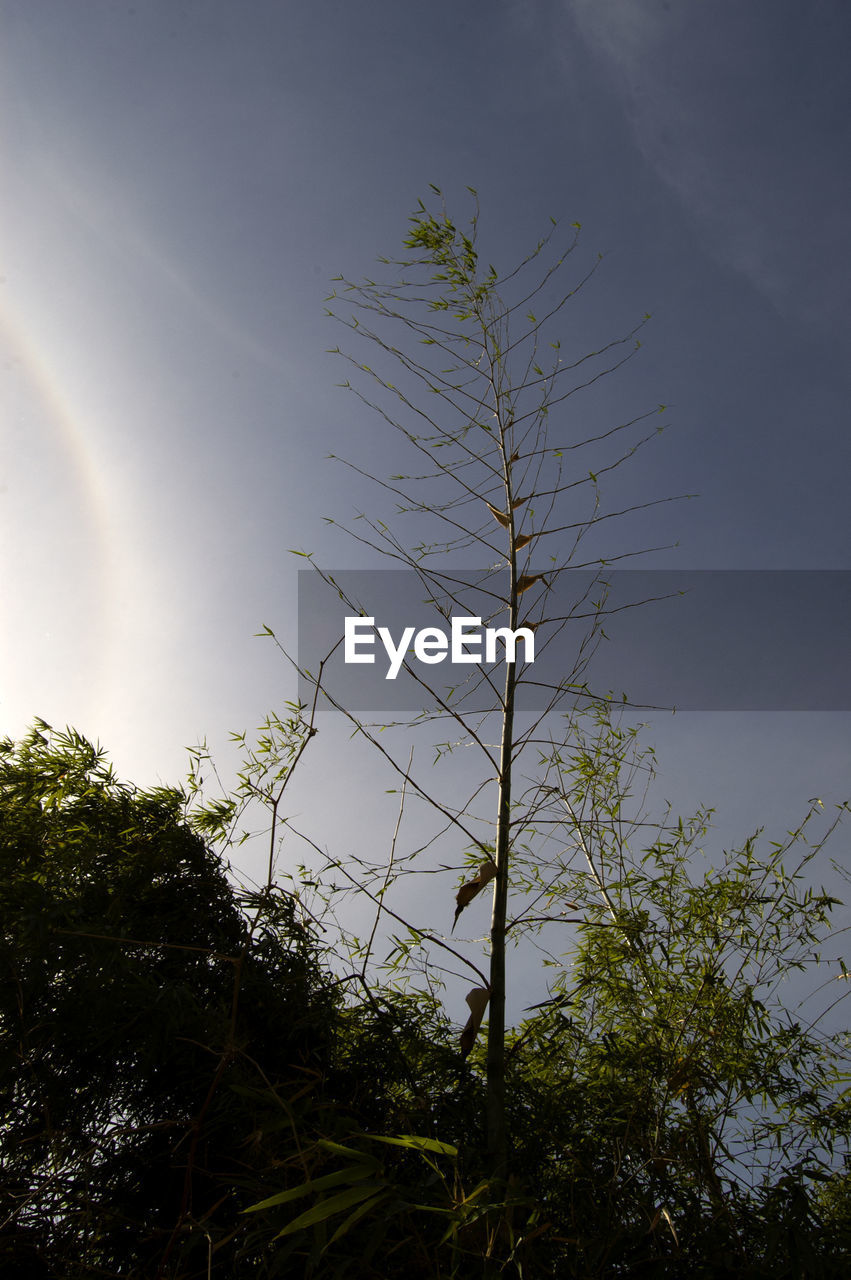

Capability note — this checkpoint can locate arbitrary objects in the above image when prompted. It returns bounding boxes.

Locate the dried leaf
[486,503,511,528]
[660,1207,678,1246]
[511,494,529,509]
[513,533,533,551]
[460,987,491,1058]
[455,880,480,914]
[452,859,497,930]
[516,573,545,595]
[647,1205,679,1247]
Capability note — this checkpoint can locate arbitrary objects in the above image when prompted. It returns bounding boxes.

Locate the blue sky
[1,1,849,1017]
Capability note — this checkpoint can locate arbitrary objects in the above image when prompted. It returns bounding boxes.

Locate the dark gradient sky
[1,1,849,1016]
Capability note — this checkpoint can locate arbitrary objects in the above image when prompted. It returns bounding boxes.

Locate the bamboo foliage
[167,192,851,1274]
[298,188,692,1176]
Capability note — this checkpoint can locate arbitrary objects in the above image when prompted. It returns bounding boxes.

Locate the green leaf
[364,1133,458,1157]
[317,1138,377,1161]
[244,1164,377,1213]
[327,1191,389,1244]
[273,1184,385,1238]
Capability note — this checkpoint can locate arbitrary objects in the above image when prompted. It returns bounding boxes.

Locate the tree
[292,187,685,1175]
[0,719,484,1279]
[182,191,850,1273]
[5,708,847,1279]
[0,720,338,1277]
[501,704,851,1275]
[189,705,851,1276]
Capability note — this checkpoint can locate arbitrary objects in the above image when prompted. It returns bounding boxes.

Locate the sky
[1,0,849,1022]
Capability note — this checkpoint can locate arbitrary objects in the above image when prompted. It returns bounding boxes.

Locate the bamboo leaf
[327,1191,388,1244]
[244,1164,376,1213]
[364,1133,458,1156]
[273,1184,384,1238]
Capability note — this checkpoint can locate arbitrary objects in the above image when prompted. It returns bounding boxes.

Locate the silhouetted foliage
[0,722,337,1277]
[3,709,851,1278]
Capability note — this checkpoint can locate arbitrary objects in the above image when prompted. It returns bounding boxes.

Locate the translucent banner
[297,570,851,712]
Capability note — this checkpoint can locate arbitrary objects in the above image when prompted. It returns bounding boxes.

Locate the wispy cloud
[565,0,851,330]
